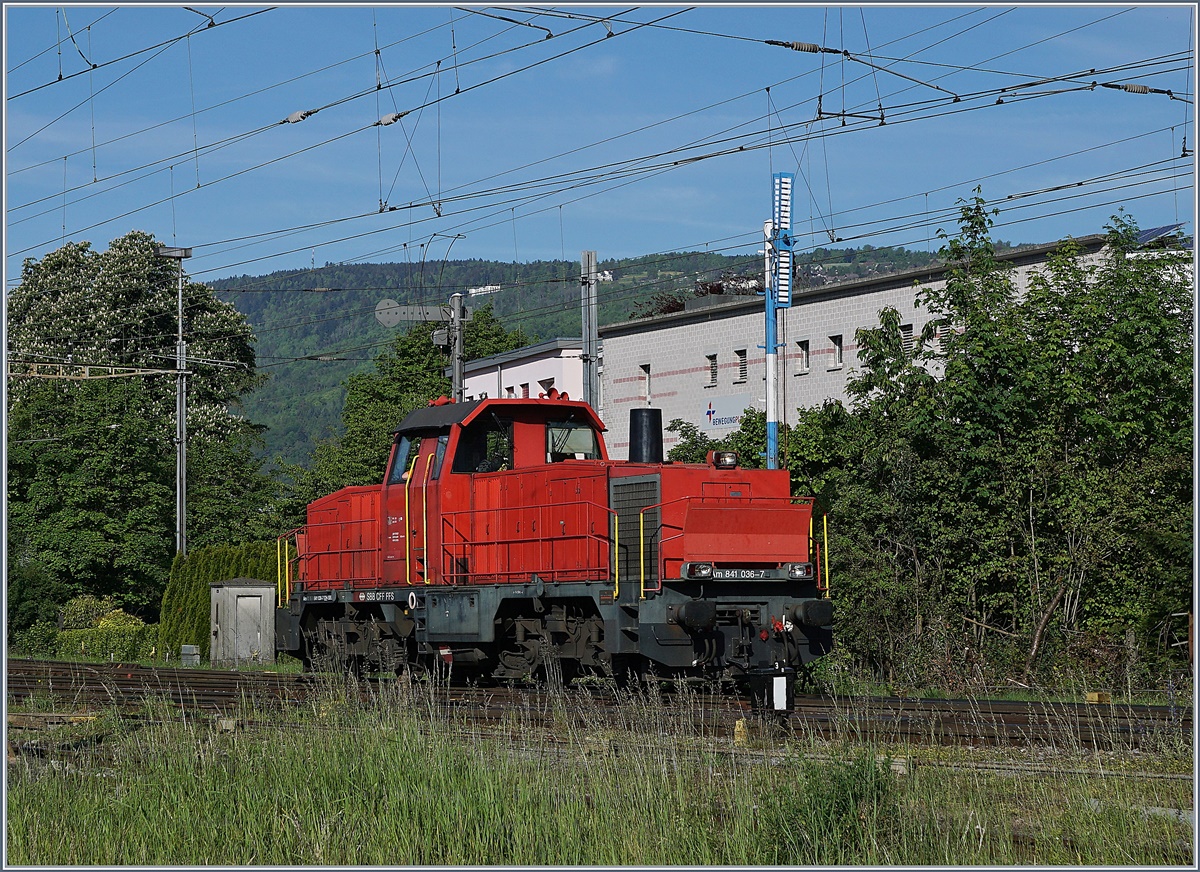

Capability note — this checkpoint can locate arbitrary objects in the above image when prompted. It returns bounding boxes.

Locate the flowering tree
[7,231,275,619]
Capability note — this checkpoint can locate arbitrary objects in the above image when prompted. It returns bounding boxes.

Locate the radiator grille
[610,475,660,592]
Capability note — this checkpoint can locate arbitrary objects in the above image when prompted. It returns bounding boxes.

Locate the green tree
[279,304,530,521]
[6,560,71,635]
[783,199,1192,686]
[7,231,276,619]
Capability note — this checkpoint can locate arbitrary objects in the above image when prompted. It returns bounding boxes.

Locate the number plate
[713,568,776,580]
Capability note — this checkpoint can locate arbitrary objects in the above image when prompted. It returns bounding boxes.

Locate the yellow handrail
[403,451,420,585]
[422,452,435,584]
[276,533,297,607]
[638,511,647,601]
[822,513,830,598]
[612,514,619,601]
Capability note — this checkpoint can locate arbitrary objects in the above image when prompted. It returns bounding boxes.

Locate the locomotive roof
[393,398,486,434]
[393,396,605,435]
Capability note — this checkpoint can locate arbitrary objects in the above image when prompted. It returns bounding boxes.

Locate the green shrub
[97,609,145,629]
[9,621,59,657]
[6,561,71,633]
[59,595,116,630]
[56,624,159,662]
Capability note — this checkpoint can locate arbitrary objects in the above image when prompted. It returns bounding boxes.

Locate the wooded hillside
[210,245,951,464]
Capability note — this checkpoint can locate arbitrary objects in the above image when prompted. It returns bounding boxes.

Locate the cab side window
[387,436,417,484]
[453,418,513,473]
[388,432,450,482]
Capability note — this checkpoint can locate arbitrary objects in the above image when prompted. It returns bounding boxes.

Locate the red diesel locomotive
[275,392,832,705]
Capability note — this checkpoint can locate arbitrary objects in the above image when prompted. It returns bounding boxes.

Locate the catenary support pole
[156,245,192,555]
[581,250,599,407]
[763,220,778,469]
[451,292,465,402]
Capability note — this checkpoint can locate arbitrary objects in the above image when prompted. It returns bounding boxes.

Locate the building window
[829,335,843,368]
[505,385,515,398]
[640,363,651,403]
[900,323,914,355]
[538,377,555,395]
[735,349,747,383]
[706,354,718,387]
[795,340,810,375]
[520,383,530,398]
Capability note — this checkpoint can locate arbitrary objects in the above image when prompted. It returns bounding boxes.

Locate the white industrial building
[596,235,1111,458]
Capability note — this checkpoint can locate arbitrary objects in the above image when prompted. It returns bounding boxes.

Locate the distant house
[462,337,584,402]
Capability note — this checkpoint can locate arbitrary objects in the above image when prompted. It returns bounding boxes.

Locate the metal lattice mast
[765,173,794,469]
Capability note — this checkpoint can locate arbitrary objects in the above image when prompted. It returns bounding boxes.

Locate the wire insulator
[765,39,823,53]
[1122,83,1151,94]
[282,109,316,124]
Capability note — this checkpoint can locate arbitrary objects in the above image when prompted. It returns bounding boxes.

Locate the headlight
[787,562,814,580]
[685,562,714,579]
[706,450,739,469]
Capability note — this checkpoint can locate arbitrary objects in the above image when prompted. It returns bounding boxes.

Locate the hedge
[55,624,160,662]
[158,541,285,662]
[8,621,159,662]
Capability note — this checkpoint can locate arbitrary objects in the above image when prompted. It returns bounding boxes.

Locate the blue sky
[5,4,1195,289]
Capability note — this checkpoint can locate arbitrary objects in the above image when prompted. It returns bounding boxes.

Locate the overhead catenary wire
[9,7,119,74]
[15,153,1186,364]
[7,7,276,101]
[11,6,1180,245]
[192,77,1193,279]
[8,7,685,254]
[9,5,1190,307]
[12,47,1186,268]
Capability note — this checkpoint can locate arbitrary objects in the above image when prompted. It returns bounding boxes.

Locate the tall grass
[6,676,1193,866]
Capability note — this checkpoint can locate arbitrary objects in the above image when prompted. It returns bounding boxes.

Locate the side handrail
[276,530,301,607]
[821,512,830,597]
[421,452,435,584]
[402,451,420,585]
[612,512,620,602]
[437,498,618,594]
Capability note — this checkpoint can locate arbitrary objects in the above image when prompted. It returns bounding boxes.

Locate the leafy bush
[96,609,146,629]
[6,561,71,633]
[9,621,60,657]
[56,624,159,662]
[59,595,116,630]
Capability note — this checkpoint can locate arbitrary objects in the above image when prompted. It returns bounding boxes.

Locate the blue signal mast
[764,172,794,470]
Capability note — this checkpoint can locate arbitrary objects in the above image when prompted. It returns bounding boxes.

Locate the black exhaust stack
[628,407,664,464]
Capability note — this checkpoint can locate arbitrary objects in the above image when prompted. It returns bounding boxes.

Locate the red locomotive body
[277,394,832,703]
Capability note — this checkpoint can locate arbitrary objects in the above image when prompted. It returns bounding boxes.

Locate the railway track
[6,659,1191,750]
